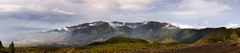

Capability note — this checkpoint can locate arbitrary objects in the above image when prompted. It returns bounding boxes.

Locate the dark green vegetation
[104,36,149,43]
[0,41,16,53]
[194,28,240,45]
[0,41,6,53]
[9,42,15,53]
[0,41,4,49]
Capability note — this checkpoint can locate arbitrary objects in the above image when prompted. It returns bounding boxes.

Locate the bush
[230,31,239,41]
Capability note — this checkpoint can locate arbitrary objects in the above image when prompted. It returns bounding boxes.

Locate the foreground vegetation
[14,43,188,53]
[0,41,15,53]
[10,36,188,53]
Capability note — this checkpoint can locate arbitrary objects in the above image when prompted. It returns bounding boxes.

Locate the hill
[88,36,149,45]
[194,27,240,45]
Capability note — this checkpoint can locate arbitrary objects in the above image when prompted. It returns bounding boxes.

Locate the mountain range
[16,21,240,47]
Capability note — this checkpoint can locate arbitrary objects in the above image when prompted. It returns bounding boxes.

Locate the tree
[0,41,4,49]
[8,42,15,53]
[0,41,6,53]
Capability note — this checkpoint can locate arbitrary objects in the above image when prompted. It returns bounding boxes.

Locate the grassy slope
[193,28,240,46]
[15,43,188,53]
[14,36,188,53]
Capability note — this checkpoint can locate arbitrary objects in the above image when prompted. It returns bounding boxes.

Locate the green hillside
[194,28,240,45]
[104,36,149,43]
[88,36,149,45]
[13,36,187,53]
[66,36,186,53]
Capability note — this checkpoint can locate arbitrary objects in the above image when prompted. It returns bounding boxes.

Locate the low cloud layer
[0,0,240,42]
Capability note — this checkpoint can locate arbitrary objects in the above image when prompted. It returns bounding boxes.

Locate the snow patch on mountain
[56,27,70,32]
[108,21,125,28]
[163,24,178,29]
[89,23,96,26]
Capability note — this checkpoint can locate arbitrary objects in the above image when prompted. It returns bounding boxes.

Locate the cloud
[0,8,75,38]
[170,0,232,18]
[76,0,155,14]
[170,20,217,29]
[51,8,75,15]
[0,4,22,12]
[115,0,154,11]
[225,23,240,28]
[171,22,194,29]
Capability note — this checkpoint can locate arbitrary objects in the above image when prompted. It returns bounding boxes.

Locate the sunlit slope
[194,27,240,45]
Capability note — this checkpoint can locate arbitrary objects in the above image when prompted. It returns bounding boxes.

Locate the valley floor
[13,42,240,53]
[165,42,240,53]
[15,42,185,53]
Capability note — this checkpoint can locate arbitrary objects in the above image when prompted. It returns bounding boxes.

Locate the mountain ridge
[15,21,240,47]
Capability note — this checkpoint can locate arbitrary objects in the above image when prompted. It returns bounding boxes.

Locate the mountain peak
[51,21,179,32]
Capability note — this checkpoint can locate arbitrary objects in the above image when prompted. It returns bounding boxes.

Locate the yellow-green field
[14,42,188,53]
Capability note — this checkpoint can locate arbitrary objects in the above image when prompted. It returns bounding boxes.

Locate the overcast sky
[0,0,240,39]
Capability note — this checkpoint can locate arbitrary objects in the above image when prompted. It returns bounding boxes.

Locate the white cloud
[171,22,194,29]
[115,0,154,11]
[170,21,215,29]
[51,8,75,15]
[170,0,231,18]
[81,0,112,12]
[0,4,22,12]
[79,0,154,13]
[225,23,240,28]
